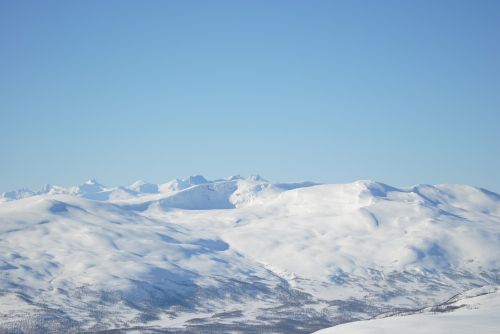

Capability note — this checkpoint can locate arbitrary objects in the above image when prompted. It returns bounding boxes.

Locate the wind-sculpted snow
[0,176,499,333]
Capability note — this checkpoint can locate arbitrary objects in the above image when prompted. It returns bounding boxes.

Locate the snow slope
[0,176,499,333]
[313,286,500,334]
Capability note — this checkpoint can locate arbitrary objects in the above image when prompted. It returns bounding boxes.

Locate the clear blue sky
[1,0,499,192]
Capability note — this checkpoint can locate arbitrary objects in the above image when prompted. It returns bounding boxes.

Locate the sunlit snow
[1,176,499,333]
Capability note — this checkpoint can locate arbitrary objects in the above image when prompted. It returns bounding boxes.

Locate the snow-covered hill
[0,176,499,333]
[313,286,500,334]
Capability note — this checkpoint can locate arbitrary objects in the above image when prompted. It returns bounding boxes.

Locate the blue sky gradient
[1,0,499,192]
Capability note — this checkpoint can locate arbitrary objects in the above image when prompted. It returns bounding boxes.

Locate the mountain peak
[128,180,159,194]
[186,175,208,185]
[247,174,266,182]
[227,175,243,181]
[76,179,106,194]
[40,183,53,192]
[129,179,146,187]
[85,178,100,185]
[353,180,399,197]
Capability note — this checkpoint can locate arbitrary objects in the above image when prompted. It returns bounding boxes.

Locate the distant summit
[128,180,159,194]
[186,175,208,185]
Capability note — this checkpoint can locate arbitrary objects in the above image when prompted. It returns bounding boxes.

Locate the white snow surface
[313,286,500,334]
[0,176,499,332]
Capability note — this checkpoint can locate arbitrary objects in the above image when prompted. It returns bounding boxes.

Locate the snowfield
[1,176,499,333]
[313,286,500,334]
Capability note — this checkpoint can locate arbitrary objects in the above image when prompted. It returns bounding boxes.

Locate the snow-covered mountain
[0,176,499,333]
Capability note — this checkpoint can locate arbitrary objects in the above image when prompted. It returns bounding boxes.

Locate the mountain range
[1,176,499,333]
